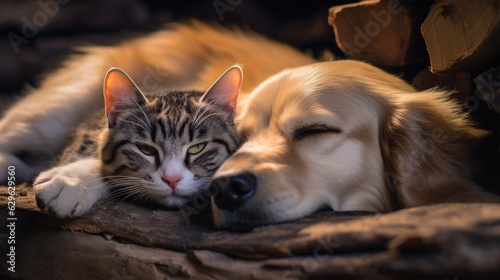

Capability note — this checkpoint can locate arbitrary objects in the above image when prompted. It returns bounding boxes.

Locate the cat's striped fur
[101,90,239,206]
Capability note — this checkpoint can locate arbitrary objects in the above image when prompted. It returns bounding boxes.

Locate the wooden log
[421,0,500,74]
[328,0,433,67]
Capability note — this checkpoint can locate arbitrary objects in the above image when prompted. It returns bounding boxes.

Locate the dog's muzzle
[210,173,257,211]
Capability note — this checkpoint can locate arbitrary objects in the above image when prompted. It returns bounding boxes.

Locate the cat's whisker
[193,111,209,128]
[110,107,151,130]
[101,177,147,183]
[133,98,153,129]
[124,190,155,205]
[101,190,153,207]
[131,114,151,130]
[73,177,116,190]
[101,175,138,180]
[113,182,157,191]
[86,184,109,190]
[196,112,226,127]
[193,103,218,126]
[109,179,154,187]
[192,101,211,122]
[131,192,151,205]
[84,179,146,191]
[102,185,148,203]
[100,175,153,182]
[112,191,143,205]
[194,104,217,126]
[192,101,217,128]
[106,184,154,194]
[122,119,145,128]
[112,191,145,201]
[107,190,140,199]
[192,106,208,126]
[191,104,204,125]
[96,190,130,204]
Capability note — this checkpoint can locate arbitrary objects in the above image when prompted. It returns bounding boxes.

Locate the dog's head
[210,61,495,230]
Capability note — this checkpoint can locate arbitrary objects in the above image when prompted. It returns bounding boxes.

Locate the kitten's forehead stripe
[188,125,194,142]
[178,119,188,139]
[150,123,157,142]
[158,120,167,138]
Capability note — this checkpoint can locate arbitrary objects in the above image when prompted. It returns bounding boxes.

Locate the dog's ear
[380,90,500,207]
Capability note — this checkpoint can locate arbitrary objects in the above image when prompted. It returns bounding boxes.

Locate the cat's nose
[210,173,256,211]
[162,174,183,189]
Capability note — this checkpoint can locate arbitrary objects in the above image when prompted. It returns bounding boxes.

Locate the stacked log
[329,0,500,128]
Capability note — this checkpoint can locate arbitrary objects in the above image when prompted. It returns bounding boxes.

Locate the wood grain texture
[328,0,432,66]
[421,0,500,74]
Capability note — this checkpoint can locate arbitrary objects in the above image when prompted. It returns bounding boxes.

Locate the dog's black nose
[210,173,257,211]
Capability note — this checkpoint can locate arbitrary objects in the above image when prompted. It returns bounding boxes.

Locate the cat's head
[100,66,242,207]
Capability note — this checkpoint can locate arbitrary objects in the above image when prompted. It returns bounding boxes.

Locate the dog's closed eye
[293,124,341,141]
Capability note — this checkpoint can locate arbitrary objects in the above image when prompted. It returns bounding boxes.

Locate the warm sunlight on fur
[211,60,500,230]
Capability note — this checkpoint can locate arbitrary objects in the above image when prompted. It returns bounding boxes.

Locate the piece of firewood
[421,0,500,74]
[328,0,433,67]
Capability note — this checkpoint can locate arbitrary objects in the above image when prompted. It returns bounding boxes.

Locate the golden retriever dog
[210,60,500,230]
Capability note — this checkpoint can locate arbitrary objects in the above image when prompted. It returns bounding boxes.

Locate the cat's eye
[187,142,207,155]
[137,144,157,156]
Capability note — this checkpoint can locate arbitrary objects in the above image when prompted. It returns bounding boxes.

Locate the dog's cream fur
[212,61,500,229]
[0,22,498,228]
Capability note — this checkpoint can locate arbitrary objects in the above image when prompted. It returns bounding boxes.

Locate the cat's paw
[33,165,102,218]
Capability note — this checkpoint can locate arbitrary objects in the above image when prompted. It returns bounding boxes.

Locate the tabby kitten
[33,66,242,218]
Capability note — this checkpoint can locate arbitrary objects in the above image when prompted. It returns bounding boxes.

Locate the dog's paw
[34,165,100,218]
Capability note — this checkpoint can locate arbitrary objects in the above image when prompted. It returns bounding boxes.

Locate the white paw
[34,164,101,218]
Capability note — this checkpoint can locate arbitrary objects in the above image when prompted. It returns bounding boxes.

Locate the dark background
[0,0,354,101]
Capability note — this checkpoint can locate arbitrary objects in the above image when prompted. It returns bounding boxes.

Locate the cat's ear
[104,67,147,126]
[201,65,242,113]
